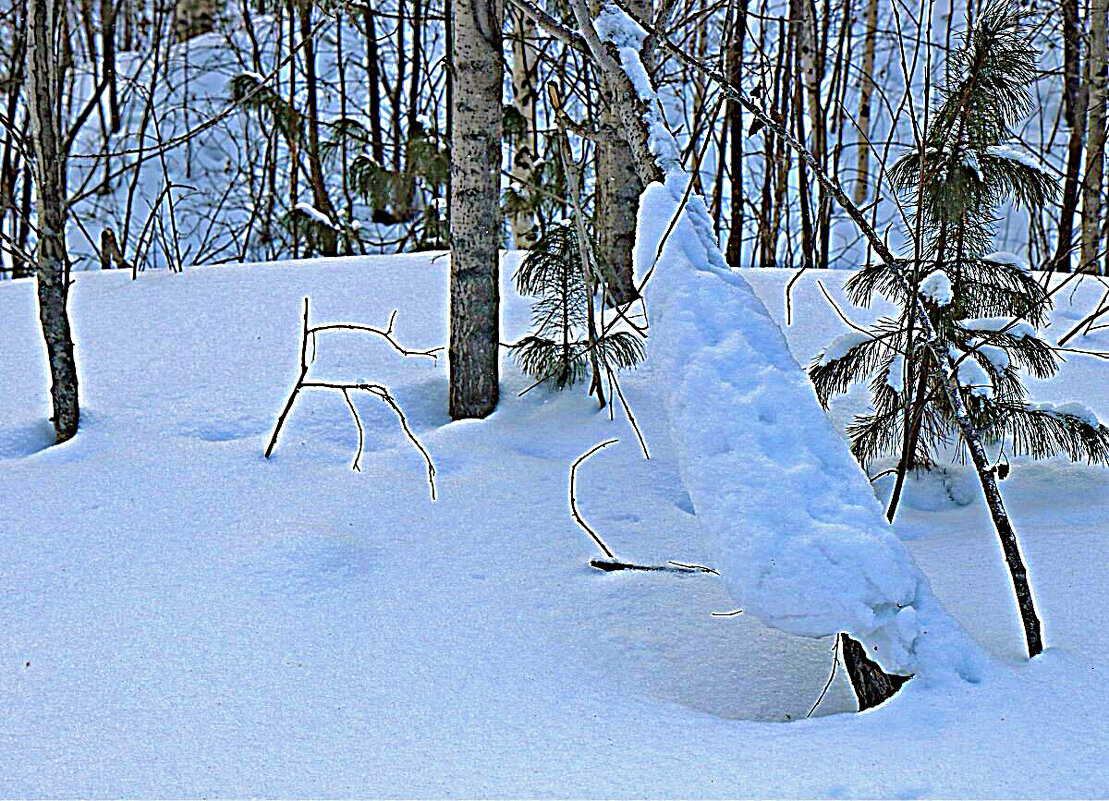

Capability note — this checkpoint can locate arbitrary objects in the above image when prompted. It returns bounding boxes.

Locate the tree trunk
[1081,0,1107,274]
[1053,0,1085,272]
[724,0,747,267]
[298,0,338,256]
[449,0,503,419]
[509,8,538,249]
[854,0,879,205]
[363,4,385,165]
[27,0,79,442]
[840,634,912,710]
[594,0,650,305]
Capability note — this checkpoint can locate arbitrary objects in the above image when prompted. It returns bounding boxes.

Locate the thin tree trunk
[364,4,385,165]
[854,0,878,205]
[724,0,747,267]
[27,0,79,442]
[509,7,538,248]
[449,0,503,419]
[298,0,338,256]
[1081,0,1107,274]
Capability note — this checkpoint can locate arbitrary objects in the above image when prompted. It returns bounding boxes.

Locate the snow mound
[921,270,953,305]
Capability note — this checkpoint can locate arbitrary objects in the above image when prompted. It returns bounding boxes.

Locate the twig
[569,439,620,558]
[808,633,843,718]
[264,298,439,500]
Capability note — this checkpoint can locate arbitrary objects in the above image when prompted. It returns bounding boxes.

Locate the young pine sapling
[809,4,1109,657]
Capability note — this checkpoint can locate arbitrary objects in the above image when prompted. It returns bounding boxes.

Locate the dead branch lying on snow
[570,439,717,575]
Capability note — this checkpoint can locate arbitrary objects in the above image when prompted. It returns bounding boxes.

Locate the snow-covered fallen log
[580,1,983,685]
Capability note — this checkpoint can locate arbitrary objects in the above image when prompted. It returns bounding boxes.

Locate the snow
[1,259,1108,796]
[984,251,1032,273]
[601,1,978,681]
[981,345,1011,371]
[293,202,337,229]
[1030,401,1103,429]
[887,353,905,393]
[950,346,994,397]
[637,180,979,680]
[920,270,953,305]
[960,316,1037,339]
[817,331,871,366]
[987,144,1050,174]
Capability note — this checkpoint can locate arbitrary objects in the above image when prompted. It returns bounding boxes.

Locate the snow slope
[1,256,1107,797]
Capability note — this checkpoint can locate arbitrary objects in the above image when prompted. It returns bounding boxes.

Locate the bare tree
[27,0,79,441]
[594,0,650,305]
[1082,0,1107,274]
[449,0,503,418]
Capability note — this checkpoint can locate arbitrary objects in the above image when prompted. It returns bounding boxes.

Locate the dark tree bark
[298,0,338,256]
[363,4,385,165]
[27,0,79,442]
[724,0,748,268]
[840,634,912,710]
[448,0,503,419]
[1053,0,1086,271]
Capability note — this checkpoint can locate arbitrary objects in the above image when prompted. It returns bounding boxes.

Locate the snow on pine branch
[597,3,981,678]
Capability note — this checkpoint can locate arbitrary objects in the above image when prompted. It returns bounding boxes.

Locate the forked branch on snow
[264,297,440,501]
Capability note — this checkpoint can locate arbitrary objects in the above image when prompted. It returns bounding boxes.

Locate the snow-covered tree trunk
[27,0,79,442]
[1082,0,1108,274]
[449,0,503,419]
[510,8,538,249]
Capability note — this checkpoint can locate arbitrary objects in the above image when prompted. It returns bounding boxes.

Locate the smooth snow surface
[2,259,1108,797]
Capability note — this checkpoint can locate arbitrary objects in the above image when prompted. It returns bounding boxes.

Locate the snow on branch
[565,0,981,681]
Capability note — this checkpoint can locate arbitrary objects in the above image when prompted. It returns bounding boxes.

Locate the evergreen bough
[809,3,1109,519]
[509,220,643,391]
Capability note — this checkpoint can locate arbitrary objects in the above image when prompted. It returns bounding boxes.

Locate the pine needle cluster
[509,221,643,390]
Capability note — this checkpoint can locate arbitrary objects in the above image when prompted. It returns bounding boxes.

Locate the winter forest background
[1,0,1107,276]
[3,0,1109,795]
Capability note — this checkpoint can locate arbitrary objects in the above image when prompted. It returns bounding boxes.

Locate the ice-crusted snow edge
[597,3,983,680]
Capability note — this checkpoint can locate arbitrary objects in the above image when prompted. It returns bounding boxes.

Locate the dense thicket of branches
[2,0,1108,279]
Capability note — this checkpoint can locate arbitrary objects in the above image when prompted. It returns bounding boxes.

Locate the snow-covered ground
[1,256,1107,797]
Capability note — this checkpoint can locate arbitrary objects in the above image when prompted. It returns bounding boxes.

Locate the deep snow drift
[1,256,1107,797]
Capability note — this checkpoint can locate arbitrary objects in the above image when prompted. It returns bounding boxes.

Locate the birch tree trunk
[449,0,503,419]
[510,8,538,248]
[594,0,650,305]
[27,0,79,442]
[1081,0,1107,274]
[853,0,879,206]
